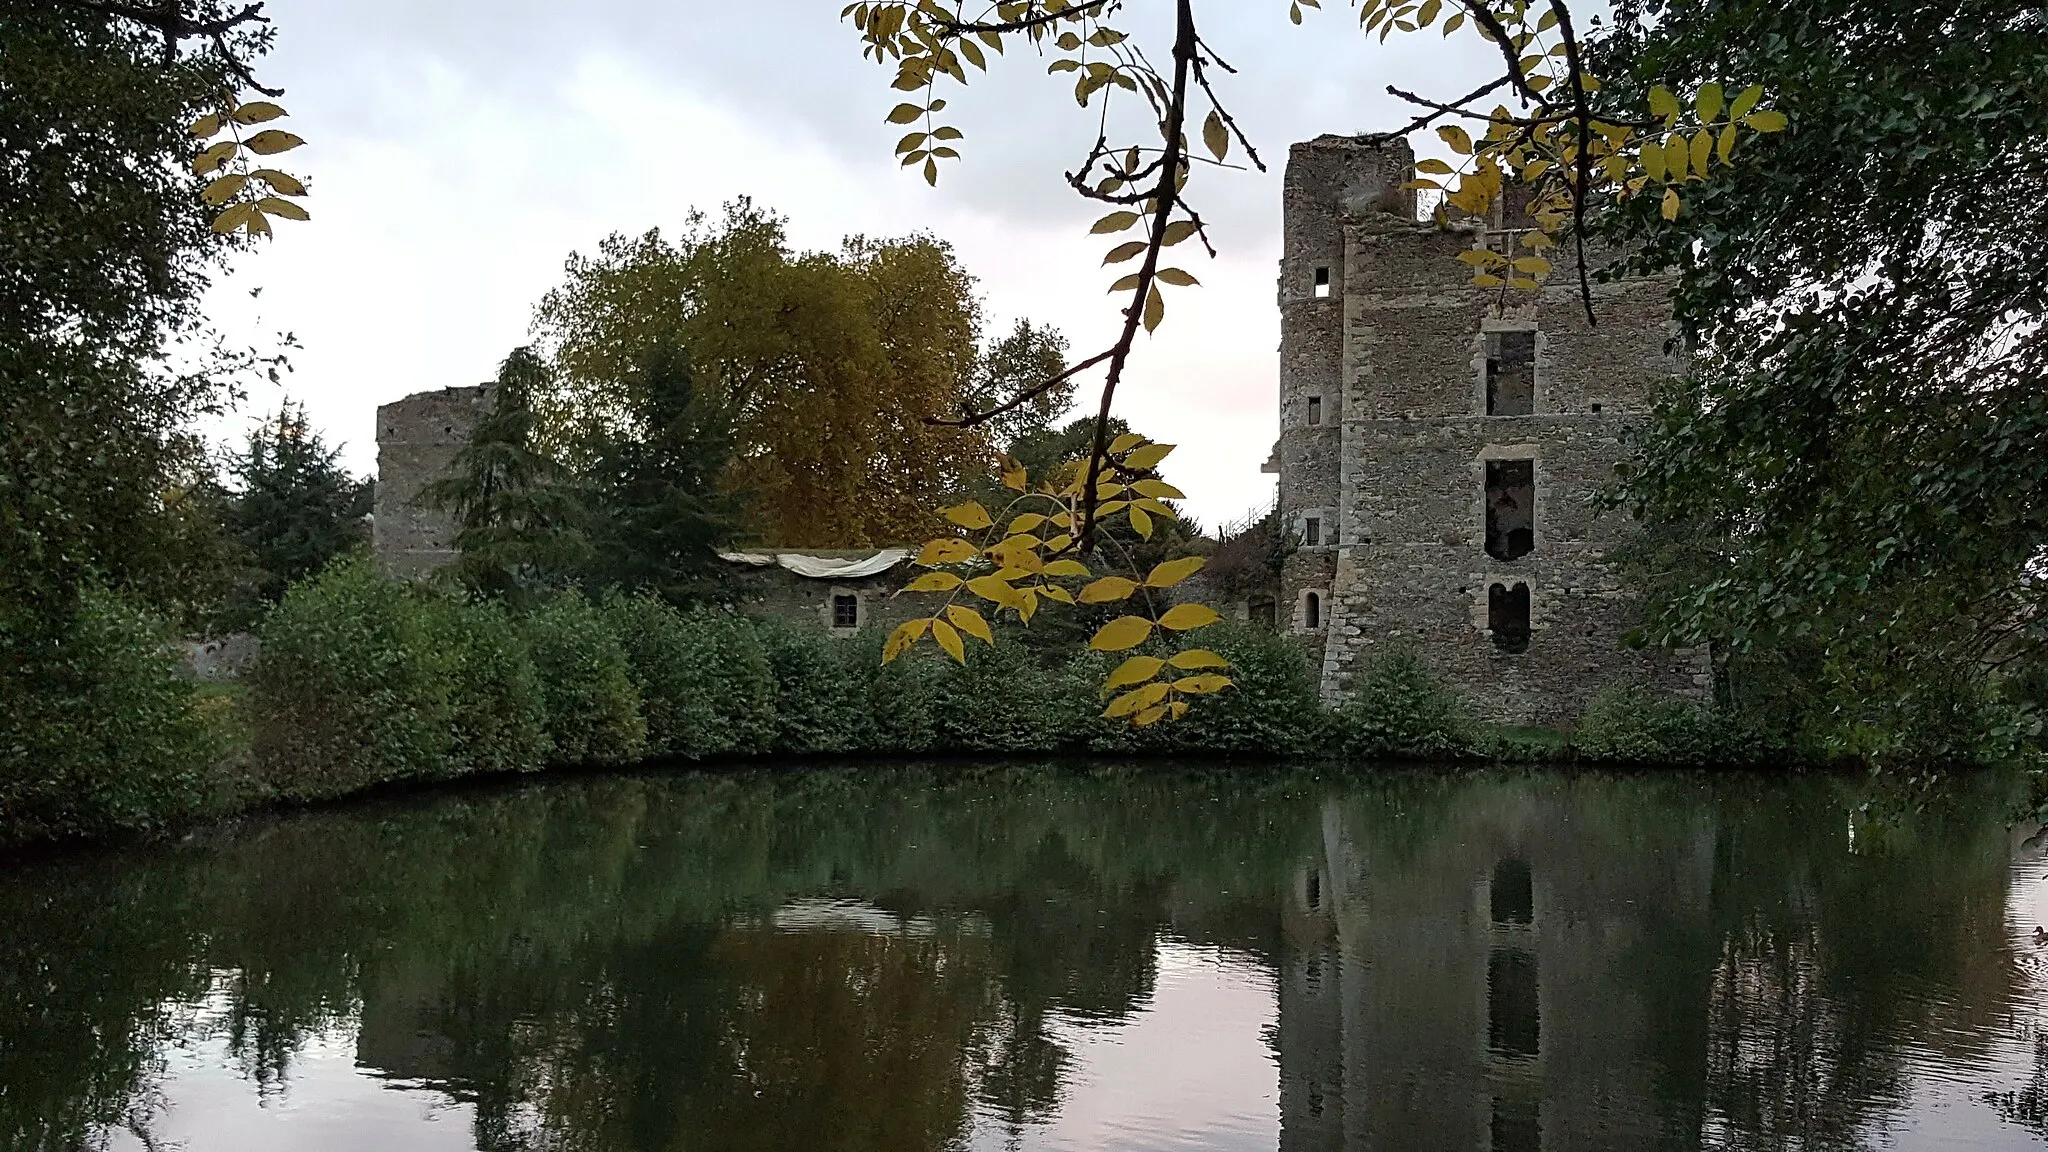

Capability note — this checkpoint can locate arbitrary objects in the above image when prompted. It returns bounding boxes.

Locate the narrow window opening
[1488,582,1532,653]
[1590,402,1603,414]
[1303,516,1321,547]
[1488,948,1540,1059]
[1249,596,1277,630]
[1304,592,1322,631]
[1307,395,1323,425]
[1306,870,1321,910]
[1485,460,1535,561]
[1486,330,1536,416]
[1491,860,1533,924]
[831,593,859,630]
[1313,266,1331,298]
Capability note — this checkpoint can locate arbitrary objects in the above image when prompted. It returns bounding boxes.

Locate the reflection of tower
[1275,781,1716,1150]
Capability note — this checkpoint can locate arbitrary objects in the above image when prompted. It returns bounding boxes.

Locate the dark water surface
[6,766,2048,1151]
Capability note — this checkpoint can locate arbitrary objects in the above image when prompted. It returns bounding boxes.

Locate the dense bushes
[0,590,229,848]
[3,563,1813,853]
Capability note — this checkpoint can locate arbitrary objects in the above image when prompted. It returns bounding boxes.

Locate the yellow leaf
[1001,458,1028,491]
[1695,81,1724,123]
[968,574,1024,609]
[193,140,237,177]
[257,195,309,221]
[1103,241,1147,264]
[1718,123,1739,164]
[231,101,289,125]
[907,571,964,594]
[250,168,307,196]
[1457,249,1506,267]
[188,112,224,138]
[244,130,306,155]
[1041,559,1092,578]
[1129,506,1154,539]
[210,202,256,234]
[202,173,248,207]
[1145,557,1206,588]
[1169,700,1190,720]
[1133,479,1186,500]
[1690,130,1713,177]
[1109,273,1143,293]
[1155,267,1200,287]
[932,618,966,664]
[1661,187,1682,220]
[1040,585,1075,604]
[1158,603,1223,632]
[1729,83,1765,120]
[1110,432,1145,453]
[946,604,995,645]
[1123,443,1174,470]
[1136,498,1178,518]
[1744,109,1787,132]
[1018,588,1040,624]
[1638,137,1665,183]
[1416,157,1457,175]
[1472,273,1505,288]
[1079,576,1140,604]
[1204,108,1229,161]
[887,102,925,124]
[883,617,931,662]
[1008,512,1047,535]
[943,501,993,529]
[1168,649,1229,670]
[1105,655,1165,693]
[1161,220,1198,246]
[1090,616,1154,652]
[1174,674,1233,695]
[1437,125,1473,155]
[1134,705,1169,727]
[1512,256,1552,275]
[1664,132,1689,179]
[1648,85,1680,120]
[917,538,977,566]
[1105,681,1170,719]
[1143,285,1164,332]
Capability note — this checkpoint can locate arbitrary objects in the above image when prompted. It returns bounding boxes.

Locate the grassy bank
[2,559,1785,852]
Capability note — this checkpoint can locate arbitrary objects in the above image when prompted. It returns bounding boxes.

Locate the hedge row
[2,559,1776,850]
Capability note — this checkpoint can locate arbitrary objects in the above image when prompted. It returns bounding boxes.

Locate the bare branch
[933,0,1112,35]
[1548,0,1599,326]
[1365,77,1515,139]
[926,349,1117,428]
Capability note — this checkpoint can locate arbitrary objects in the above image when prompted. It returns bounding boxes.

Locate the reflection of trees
[0,766,2035,1151]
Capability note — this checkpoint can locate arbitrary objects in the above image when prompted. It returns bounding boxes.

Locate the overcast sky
[202,0,1497,529]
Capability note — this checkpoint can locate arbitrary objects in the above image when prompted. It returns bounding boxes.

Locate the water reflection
[1,767,2044,1150]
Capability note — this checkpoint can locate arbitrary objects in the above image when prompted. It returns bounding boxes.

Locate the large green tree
[220,403,371,619]
[532,200,1015,547]
[1591,0,2048,758]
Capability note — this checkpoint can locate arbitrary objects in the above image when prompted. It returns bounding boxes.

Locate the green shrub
[756,621,873,754]
[425,596,550,776]
[521,594,646,766]
[933,636,1070,753]
[1061,622,1327,758]
[252,558,464,798]
[603,596,774,759]
[1570,680,1750,766]
[1340,644,1473,760]
[847,628,945,755]
[0,589,225,847]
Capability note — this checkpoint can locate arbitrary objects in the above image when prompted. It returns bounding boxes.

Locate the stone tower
[372,384,493,578]
[1276,134,1703,725]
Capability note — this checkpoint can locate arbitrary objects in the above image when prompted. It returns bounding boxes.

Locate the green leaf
[1744,109,1788,132]
[1648,86,1681,120]
[1728,83,1764,120]
[1103,241,1147,264]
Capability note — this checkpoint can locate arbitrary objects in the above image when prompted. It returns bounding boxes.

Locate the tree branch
[1548,0,1599,326]
[926,348,1116,428]
[934,0,1112,35]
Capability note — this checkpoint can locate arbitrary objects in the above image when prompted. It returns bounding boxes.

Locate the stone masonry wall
[373,385,494,579]
[1279,134,1707,725]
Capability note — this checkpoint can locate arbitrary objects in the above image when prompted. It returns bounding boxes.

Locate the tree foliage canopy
[530,201,1007,547]
[1595,0,2048,756]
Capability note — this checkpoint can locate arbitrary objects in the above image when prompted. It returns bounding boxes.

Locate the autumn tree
[530,200,1019,547]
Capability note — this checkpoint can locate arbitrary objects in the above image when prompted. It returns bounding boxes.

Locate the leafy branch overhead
[189,92,309,235]
[886,434,1234,728]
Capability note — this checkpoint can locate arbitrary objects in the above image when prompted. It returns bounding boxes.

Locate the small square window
[831,593,859,630]
[1307,395,1323,425]
[1313,266,1331,299]
[1304,517,1322,547]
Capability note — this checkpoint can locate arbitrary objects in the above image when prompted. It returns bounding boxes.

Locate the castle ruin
[1274,134,1706,724]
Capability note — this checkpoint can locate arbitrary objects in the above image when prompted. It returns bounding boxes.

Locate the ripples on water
[3,767,2047,1151]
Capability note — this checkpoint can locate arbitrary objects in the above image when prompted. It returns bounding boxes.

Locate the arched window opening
[1489,583,1531,653]
[1485,460,1535,561]
[1304,592,1323,631]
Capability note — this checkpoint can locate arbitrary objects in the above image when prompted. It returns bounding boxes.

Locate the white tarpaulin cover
[718,550,912,580]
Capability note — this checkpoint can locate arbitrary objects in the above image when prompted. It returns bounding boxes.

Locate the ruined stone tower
[372,384,494,579]
[1277,134,1704,724]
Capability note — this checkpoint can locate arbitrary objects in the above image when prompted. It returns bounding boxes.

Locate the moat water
[5,765,2048,1151]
